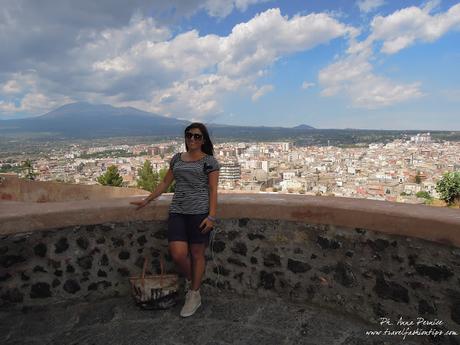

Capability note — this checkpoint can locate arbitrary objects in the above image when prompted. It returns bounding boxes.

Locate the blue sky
[0,0,459,130]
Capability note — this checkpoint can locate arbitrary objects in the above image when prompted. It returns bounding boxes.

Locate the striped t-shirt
[169,152,220,214]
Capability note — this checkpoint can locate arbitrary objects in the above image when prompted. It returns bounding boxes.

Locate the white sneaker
[180,289,201,317]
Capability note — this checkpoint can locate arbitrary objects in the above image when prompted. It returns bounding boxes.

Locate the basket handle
[141,256,148,288]
[160,253,165,288]
[140,253,166,287]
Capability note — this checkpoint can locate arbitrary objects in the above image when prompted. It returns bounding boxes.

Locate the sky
[0,0,459,130]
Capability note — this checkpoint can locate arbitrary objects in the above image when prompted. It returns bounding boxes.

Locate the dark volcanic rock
[231,242,247,256]
[212,265,230,276]
[137,235,147,246]
[238,218,249,227]
[212,240,226,253]
[30,282,52,299]
[88,281,112,291]
[374,273,409,303]
[76,237,89,250]
[54,238,69,254]
[227,257,246,267]
[418,299,436,315]
[263,253,281,267]
[248,233,265,240]
[63,279,81,294]
[287,259,311,273]
[34,243,47,257]
[0,255,25,268]
[414,263,453,281]
[334,262,356,287]
[316,236,341,249]
[77,256,93,270]
[118,251,130,260]
[367,239,390,252]
[260,271,275,289]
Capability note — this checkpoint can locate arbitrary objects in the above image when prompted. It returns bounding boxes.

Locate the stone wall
[0,174,148,202]
[1,218,459,331]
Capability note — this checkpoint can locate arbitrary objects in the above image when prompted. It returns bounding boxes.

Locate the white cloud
[357,0,385,13]
[1,8,351,119]
[318,2,460,109]
[301,81,315,89]
[370,2,460,54]
[251,84,274,101]
[319,54,423,108]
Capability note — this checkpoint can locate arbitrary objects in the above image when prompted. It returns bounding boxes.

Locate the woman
[131,122,220,317]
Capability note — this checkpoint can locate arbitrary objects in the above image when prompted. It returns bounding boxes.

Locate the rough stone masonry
[0,218,459,332]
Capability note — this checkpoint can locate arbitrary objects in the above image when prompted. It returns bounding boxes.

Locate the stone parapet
[0,194,459,333]
[1,193,459,247]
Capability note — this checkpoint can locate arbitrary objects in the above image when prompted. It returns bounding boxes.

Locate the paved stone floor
[0,288,457,345]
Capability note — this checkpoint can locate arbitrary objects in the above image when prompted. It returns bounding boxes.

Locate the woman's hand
[199,217,214,233]
[130,199,150,210]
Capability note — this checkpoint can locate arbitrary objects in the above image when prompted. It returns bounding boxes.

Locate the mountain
[0,102,190,138]
[293,124,315,129]
[0,102,318,140]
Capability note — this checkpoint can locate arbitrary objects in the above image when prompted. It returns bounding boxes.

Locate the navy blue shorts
[168,213,213,244]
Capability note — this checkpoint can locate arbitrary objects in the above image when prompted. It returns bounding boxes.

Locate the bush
[416,191,432,199]
[436,171,460,205]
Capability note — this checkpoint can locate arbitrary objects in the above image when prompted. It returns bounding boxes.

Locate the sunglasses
[185,132,203,140]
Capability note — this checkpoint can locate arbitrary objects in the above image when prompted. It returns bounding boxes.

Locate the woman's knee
[189,244,206,261]
[169,243,189,263]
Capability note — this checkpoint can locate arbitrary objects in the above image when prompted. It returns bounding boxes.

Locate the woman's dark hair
[184,122,214,155]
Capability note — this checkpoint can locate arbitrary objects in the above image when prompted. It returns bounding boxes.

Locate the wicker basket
[129,255,179,310]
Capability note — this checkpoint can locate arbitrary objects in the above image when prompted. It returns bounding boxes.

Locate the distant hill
[0,102,190,138]
[293,124,315,129]
[0,102,319,139]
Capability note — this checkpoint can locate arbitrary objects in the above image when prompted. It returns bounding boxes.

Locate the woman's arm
[207,170,219,218]
[200,169,219,233]
[131,168,175,209]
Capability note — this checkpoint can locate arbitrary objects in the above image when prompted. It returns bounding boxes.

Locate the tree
[159,167,175,192]
[415,171,422,184]
[21,159,38,180]
[436,172,460,205]
[97,165,123,187]
[136,160,159,192]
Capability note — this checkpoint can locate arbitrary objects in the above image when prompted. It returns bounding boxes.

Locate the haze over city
[1,0,460,130]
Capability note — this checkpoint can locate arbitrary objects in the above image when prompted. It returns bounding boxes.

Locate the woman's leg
[169,241,192,281]
[189,243,206,290]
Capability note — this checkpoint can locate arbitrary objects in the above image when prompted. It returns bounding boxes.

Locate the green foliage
[136,161,175,192]
[97,165,123,187]
[21,159,38,180]
[400,192,407,196]
[416,191,432,200]
[159,167,175,192]
[436,171,460,205]
[81,149,134,159]
[137,160,159,192]
[0,163,21,173]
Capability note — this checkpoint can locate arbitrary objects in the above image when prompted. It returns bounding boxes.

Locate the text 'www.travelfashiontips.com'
[365,317,458,340]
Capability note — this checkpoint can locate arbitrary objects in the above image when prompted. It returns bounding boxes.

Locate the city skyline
[1,0,460,130]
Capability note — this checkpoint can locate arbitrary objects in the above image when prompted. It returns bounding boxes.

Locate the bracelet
[207,215,217,222]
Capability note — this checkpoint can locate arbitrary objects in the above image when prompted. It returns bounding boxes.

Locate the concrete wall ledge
[1,194,459,248]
